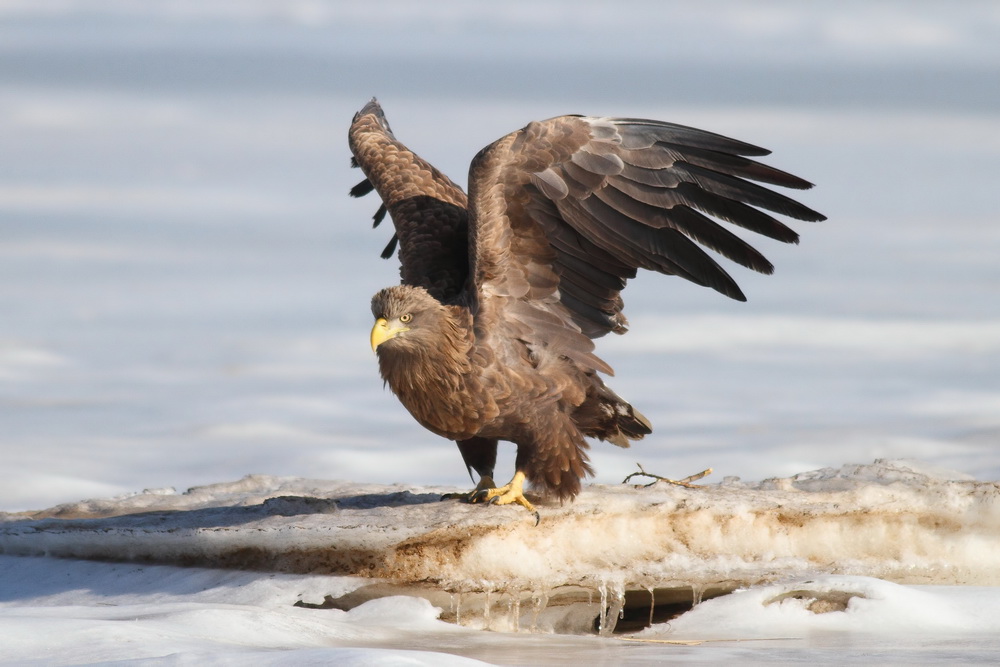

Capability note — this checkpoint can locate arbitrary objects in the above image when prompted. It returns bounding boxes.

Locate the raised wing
[467,115,825,357]
[349,99,471,302]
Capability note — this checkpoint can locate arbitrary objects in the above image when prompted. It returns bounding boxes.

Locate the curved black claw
[442,476,497,504]
[485,494,540,525]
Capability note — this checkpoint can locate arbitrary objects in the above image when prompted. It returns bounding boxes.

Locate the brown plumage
[350,98,824,511]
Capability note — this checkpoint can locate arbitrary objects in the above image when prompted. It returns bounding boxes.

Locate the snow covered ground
[5,460,999,595]
[1,0,999,663]
[3,460,1000,664]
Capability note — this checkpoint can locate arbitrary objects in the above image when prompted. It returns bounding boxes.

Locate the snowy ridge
[2,460,997,633]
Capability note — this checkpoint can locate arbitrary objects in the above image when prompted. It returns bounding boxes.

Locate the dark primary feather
[372,204,387,227]
[349,177,374,198]
[379,234,399,259]
[350,176,396,256]
[350,158,395,258]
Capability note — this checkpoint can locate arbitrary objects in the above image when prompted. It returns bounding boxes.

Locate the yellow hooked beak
[370,317,408,353]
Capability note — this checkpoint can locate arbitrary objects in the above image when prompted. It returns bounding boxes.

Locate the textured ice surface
[3,459,998,640]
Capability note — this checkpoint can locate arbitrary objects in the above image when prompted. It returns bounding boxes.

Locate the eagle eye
[399,313,413,323]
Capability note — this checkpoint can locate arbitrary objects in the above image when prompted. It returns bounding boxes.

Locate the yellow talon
[475,471,538,516]
[448,472,540,524]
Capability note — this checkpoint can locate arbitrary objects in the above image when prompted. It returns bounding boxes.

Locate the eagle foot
[469,471,540,525]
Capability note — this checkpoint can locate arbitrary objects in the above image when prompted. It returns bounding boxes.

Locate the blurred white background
[1,0,998,510]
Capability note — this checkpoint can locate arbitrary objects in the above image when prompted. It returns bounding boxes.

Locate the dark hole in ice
[599,584,738,634]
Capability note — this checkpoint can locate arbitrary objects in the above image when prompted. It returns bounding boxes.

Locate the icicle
[530,590,548,633]
[647,586,656,628]
[600,583,625,636]
[597,582,609,634]
[454,593,461,626]
[692,583,705,607]
[483,590,492,630]
[511,595,521,633]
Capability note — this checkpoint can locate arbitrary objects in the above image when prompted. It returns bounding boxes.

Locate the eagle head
[369,285,443,353]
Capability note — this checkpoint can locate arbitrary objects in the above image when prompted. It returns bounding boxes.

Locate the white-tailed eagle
[349,99,824,519]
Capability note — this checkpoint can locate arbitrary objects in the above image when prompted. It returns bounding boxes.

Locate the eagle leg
[471,471,540,525]
[441,437,499,502]
[440,475,495,502]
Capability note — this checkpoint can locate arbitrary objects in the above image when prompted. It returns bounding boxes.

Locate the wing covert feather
[349,101,471,301]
